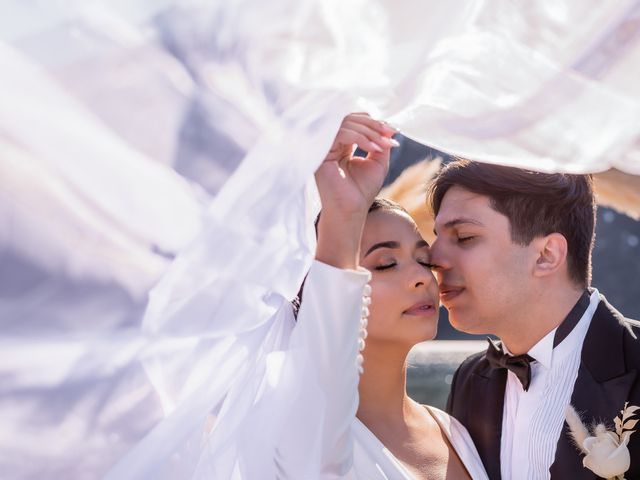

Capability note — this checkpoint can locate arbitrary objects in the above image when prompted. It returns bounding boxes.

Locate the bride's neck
[356,339,412,424]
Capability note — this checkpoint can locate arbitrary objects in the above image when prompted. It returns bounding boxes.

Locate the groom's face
[430,186,535,335]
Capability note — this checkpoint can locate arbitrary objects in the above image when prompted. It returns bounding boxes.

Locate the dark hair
[294,197,408,316]
[368,197,409,215]
[312,197,409,231]
[427,159,596,287]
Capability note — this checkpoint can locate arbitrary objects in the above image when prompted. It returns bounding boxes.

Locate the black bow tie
[485,290,591,392]
[486,339,536,391]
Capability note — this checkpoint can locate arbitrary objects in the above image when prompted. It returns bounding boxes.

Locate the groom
[428,160,640,479]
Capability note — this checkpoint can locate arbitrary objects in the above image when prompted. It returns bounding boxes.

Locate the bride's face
[359,208,439,346]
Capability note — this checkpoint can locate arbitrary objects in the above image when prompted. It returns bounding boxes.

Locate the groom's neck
[498,283,584,355]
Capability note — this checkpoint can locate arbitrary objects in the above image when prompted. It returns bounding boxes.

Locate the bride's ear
[532,233,568,278]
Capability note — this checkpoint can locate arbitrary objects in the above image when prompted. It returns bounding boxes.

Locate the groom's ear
[532,233,568,278]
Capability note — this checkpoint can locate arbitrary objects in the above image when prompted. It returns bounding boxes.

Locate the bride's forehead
[366,207,414,225]
[363,209,425,241]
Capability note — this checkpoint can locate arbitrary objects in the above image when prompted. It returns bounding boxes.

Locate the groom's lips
[439,284,465,302]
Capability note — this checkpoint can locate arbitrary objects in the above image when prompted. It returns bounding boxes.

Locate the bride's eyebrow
[364,239,428,257]
[364,241,399,257]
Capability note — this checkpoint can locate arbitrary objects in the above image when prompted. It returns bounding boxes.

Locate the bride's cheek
[368,283,395,323]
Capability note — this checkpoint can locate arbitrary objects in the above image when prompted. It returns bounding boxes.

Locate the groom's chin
[446,309,487,336]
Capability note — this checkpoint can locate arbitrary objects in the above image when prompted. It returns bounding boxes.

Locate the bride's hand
[314,113,398,269]
[315,113,398,218]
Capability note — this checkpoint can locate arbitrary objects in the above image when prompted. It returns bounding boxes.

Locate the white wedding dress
[352,409,488,479]
[224,259,489,480]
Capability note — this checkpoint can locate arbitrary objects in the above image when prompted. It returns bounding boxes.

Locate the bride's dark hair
[292,197,407,317]
[367,197,408,215]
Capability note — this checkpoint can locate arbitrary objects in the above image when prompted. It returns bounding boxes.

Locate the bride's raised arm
[314,113,397,270]
[275,114,398,478]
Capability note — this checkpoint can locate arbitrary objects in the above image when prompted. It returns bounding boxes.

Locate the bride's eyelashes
[374,260,435,271]
[374,262,396,271]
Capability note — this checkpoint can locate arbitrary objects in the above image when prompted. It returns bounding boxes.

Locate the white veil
[2,1,640,478]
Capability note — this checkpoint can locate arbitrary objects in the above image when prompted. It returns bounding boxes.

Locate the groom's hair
[427,159,596,287]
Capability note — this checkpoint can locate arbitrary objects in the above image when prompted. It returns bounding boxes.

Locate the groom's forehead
[436,187,492,221]
[433,186,511,235]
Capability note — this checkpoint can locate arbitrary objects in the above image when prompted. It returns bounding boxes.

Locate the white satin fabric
[2,1,640,478]
[160,258,488,479]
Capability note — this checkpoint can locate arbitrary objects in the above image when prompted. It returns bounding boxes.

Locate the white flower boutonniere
[565,402,639,480]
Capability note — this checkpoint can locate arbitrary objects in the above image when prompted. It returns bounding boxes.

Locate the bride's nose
[409,262,435,289]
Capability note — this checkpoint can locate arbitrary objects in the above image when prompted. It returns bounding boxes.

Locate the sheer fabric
[1,1,640,478]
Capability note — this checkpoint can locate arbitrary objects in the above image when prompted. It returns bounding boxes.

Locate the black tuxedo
[446,294,640,480]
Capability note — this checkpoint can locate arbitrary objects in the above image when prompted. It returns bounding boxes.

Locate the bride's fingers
[347,113,397,137]
[342,120,399,150]
[364,141,393,170]
[329,128,386,154]
[323,113,398,165]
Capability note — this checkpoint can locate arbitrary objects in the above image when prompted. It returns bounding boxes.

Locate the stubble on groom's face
[429,187,533,336]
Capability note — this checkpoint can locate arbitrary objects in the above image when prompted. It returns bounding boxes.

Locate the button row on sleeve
[357,283,371,374]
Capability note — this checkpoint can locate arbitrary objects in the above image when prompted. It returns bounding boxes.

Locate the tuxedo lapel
[466,362,507,480]
[550,298,638,479]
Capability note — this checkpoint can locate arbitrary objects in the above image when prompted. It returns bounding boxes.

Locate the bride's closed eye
[374,262,396,271]
[374,259,434,271]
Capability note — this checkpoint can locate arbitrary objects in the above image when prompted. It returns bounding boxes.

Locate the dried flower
[565,402,638,479]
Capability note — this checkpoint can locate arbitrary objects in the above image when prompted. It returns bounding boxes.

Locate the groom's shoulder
[447,348,489,414]
[592,293,640,362]
[596,293,640,340]
[454,348,489,379]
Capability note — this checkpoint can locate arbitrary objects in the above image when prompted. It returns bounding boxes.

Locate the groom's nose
[428,237,450,272]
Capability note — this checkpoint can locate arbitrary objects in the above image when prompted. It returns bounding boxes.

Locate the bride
[272,113,488,479]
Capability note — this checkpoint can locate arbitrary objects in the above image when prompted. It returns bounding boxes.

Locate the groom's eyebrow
[364,241,399,257]
[433,218,484,236]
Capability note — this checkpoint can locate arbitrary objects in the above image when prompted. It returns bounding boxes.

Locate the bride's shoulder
[423,405,472,445]
[424,405,489,479]
[423,405,458,429]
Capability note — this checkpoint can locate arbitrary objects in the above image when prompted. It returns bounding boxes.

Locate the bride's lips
[439,284,465,302]
[403,301,436,316]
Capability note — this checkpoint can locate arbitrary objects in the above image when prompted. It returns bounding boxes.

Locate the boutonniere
[565,402,638,479]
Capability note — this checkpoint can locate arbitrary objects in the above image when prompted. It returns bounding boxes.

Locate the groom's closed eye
[434,217,484,237]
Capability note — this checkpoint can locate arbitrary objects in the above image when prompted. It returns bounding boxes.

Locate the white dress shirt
[500,289,601,480]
